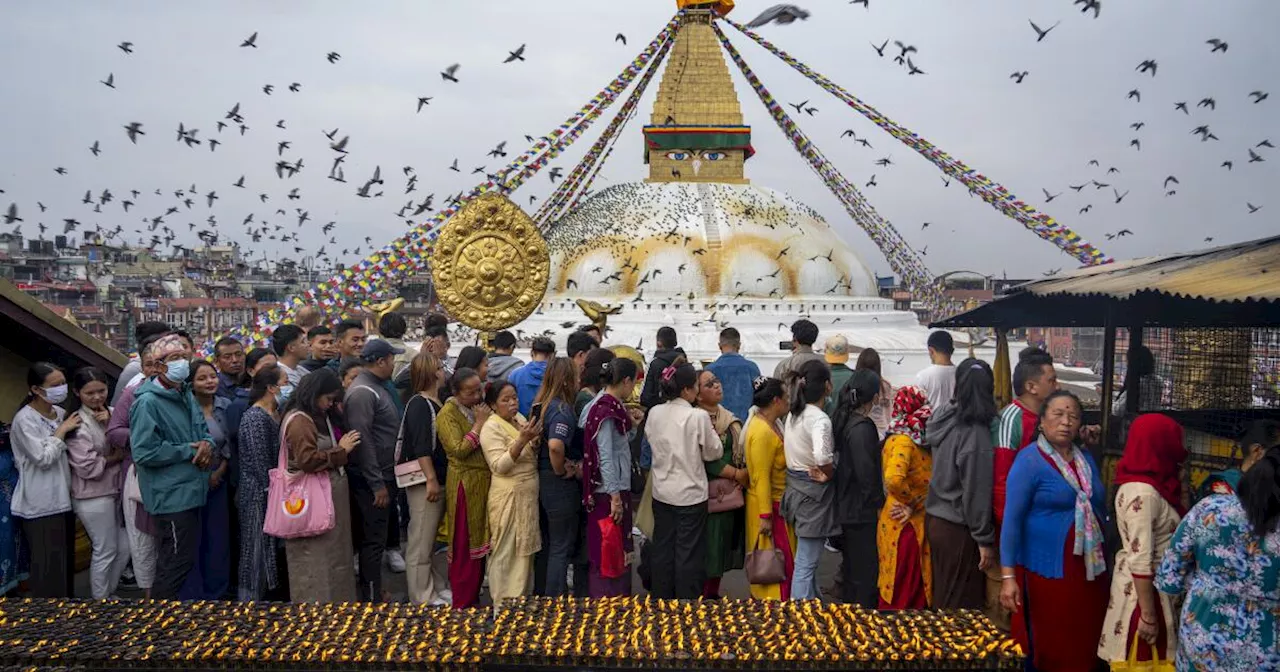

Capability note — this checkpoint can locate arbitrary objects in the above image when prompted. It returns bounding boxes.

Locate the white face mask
[43,384,69,405]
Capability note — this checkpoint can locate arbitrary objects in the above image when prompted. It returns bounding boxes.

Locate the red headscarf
[1114,414,1188,514]
[886,385,931,447]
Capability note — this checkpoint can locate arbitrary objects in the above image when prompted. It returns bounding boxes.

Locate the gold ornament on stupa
[431,192,550,332]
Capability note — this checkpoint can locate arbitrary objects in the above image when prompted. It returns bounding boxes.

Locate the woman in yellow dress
[479,380,543,612]
[436,368,491,609]
[877,385,934,609]
[743,377,796,600]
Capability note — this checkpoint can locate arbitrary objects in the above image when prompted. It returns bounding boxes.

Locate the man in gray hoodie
[344,339,404,601]
[923,361,997,611]
[486,330,524,384]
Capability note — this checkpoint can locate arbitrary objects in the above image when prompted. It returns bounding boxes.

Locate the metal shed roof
[932,235,1280,328]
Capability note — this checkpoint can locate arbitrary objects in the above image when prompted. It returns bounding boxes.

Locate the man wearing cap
[823,334,854,417]
[128,333,214,600]
[344,339,405,602]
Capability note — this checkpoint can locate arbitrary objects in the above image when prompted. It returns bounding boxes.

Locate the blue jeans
[791,537,825,600]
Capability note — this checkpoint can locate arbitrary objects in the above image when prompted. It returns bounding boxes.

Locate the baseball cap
[825,334,850,364]
[360,339,405,362]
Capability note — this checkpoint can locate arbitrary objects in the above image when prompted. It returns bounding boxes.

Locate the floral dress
[1155,494,1280,671]
[1098,482,1182,662]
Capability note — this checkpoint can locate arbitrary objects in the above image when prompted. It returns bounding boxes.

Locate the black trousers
[350,478,390,601]
[840,522,879,607]
[20,511,75,598]
[386,482,402,551]
[650,500,707,599]
[152,508,201,600]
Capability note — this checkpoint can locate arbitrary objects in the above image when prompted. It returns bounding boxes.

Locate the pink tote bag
[263,412,335,539]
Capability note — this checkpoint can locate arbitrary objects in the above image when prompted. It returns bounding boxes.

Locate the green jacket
[129,378,213,515]
[825,363,854,416]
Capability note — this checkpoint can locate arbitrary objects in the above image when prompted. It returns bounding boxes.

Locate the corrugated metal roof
[1012,234,1280,303]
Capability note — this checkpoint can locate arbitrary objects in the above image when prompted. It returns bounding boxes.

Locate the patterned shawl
[581,392,631,511]
[886,385,931,447]
[1036,436,1107,581]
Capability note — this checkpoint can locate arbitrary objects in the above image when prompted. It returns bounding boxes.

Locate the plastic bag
[597,517,626,579]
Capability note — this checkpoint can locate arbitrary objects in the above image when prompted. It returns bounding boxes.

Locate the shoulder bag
[264,411,335,539]
[744,531,787,585]
[393,396,436,489]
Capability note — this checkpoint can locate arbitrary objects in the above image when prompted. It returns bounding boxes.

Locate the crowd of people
[0,313,1277,671]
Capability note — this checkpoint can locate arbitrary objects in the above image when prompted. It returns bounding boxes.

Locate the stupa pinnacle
[645,6,752,184]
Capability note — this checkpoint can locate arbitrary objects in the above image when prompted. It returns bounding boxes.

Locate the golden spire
[645,6,752,184]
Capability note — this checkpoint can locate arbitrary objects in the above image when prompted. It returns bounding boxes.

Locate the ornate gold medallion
[431,192,550,332]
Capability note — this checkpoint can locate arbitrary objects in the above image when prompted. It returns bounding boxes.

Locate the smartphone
[529,402,543,424]
[778,341,793,351]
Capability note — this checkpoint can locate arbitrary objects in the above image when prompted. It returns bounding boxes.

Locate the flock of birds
[0,1,1274,296]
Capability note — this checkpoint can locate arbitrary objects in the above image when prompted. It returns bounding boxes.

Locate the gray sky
[0,0,1275,283]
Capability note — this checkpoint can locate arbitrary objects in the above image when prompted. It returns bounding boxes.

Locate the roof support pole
[1100,313,1117,452]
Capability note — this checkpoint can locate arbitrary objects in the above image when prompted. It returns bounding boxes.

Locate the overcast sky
[0,0,1275,284]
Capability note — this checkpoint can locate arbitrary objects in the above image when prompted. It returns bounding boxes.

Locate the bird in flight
[906,58,925,75]
[744,4,811,29]
[1130,121,1145,130]
[1198,97,1216,110]
[123,122,144,143]
[615,33,626,45]
[326,51,340,63]
[1041,188,1062,202]
[1127,89,1141,102]
[1249,149,1265,163]
[240,32,258,48]
[89,140,100,156]
[871,39,888,57]
[1079,205,1092,214]
[1247,203,1261,214]
[117,41,133,54]
[100,73,115,88]
[1113,188,1129,204]
[504,44,526,63]
[1163,176,1179,188]
[1130,138,1141,150]
[416,96,432,112]
[1010,71,1029,84]
[1207,39,1228,53]
[1029,19,1060,42]
[1075,0,1101,18]
[441,64,460,82]
[1174,101,1189,114]
[1136,59,1158,76]
[1249,91,1269,104]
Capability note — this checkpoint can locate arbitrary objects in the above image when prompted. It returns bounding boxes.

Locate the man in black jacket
[639,326,686,409]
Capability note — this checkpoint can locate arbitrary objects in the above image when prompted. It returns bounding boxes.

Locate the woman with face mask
[185,360,232,599]
[235,364,288,601]
[10,362,82,597]
[65,367,131,599]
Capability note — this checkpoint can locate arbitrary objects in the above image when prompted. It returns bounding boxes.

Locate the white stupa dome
[545,182,878,300]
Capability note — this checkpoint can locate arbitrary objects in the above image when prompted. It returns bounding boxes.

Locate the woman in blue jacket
[999,389,1109,672]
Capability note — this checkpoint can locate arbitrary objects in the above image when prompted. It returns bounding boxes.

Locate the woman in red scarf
[580,358,644,597]
[1098,414,1187,665]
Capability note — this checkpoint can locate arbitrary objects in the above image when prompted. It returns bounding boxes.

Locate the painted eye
[701,151,726,161]
[665,151,690,161]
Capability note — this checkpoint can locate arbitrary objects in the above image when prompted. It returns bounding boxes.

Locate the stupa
[510,7,931,374]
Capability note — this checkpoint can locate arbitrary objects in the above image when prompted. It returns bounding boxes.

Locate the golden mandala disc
[430,192,550,332]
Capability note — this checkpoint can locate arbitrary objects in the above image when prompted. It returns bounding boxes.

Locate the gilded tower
[645,3,753,184]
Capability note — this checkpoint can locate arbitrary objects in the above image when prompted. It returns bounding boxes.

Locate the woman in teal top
[1155,420,1280,672]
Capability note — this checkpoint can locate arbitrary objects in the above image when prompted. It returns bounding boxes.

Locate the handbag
[263,412,335,539]
[707,477,745,513]
[744,531,786,585]
[1108,633,1173,672]
[393,394,436,489]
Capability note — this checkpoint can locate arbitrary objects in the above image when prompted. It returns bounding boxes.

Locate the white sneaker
[428,595,450,607]
[824,539,840,553]
[385,549,407,573]
[437,587,453,603]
